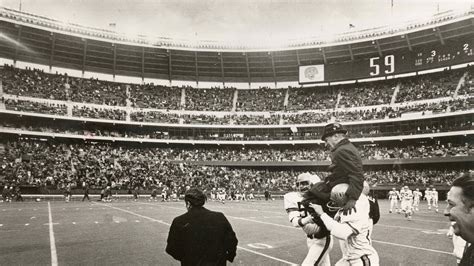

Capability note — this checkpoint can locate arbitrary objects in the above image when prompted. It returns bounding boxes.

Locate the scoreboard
[299,38,474,84]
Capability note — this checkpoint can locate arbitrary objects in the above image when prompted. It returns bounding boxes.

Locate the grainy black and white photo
[0,0,473,265]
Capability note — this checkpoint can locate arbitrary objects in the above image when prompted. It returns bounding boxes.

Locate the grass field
[0,198,456,265]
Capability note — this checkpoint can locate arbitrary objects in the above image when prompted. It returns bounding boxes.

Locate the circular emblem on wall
[304,66,318,80]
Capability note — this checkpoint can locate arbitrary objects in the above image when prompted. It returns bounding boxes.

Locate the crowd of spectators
[232,114,280,125]
[1,115,471,140]
[72,106,126,121]
[287,86,338,111]
[4,99,67,116]
[68,78,127,106]
[396,69,464,102]
[185,87,234,111]
[458,67,473,96]
[282,112,329,124]
[0,140,469,193]
[338,81,396,107]
[1,65,68,100]
[182,114,230,125]
[236,87,285,111]
[131,111,180,124]
[129,84,181,110]
[366,169,461,186]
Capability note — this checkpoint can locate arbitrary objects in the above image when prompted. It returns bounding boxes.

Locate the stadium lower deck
[0,198,455,265]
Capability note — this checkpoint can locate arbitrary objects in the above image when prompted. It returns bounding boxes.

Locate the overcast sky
[1,0,473,44]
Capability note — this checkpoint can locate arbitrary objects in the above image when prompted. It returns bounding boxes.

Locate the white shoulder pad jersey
[335,195,378,261]
[284,192,321,235]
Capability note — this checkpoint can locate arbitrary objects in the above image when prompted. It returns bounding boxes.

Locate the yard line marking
[43,223,59,226]
[372,240,452,255]
[47,202,58,266]
[100,203,297,265]
[0,224,3,227]
[376,224,436,231]
[384,217,447,224]
[72,222,76,225]
[135,220,140,223]
[93,203,170,226]
[25,223,29,226]
[30,216,36,219]
[237,246,297,265]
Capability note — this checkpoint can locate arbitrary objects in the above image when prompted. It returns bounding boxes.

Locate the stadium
[0,0,473,265]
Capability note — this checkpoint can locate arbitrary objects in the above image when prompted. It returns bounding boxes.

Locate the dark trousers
[82,193,90,201]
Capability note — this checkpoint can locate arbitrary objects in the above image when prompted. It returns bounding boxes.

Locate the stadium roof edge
[0,6,473,52]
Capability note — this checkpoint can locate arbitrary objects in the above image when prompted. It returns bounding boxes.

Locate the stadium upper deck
[0,7,473,84]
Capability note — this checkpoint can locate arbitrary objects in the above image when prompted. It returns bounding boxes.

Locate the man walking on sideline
[166,188,238,265]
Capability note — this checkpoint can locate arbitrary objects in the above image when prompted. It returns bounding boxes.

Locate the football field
[0,198,456,265]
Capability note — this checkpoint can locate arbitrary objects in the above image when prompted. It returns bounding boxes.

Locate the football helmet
[327,183,349,212]
[296,173,321,192]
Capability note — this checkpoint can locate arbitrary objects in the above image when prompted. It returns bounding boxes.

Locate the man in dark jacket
[166,188,238,266]
[321,123,364,215]
[444,172,474,266]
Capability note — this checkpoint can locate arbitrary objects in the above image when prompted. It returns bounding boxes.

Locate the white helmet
[327,183,349,212]
[296,173,321,192]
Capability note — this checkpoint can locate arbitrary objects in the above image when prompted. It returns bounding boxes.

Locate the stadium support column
[321,48,327,65]
[195,51,199,85]
[220,52,225,87]
[13,25,22,67]
[82,39,88,78]
[49,32,56,73]
[141,47,145,83]
[245,52,251,88]
[375,40,383,57]
[403,35,412,52]
[348,44,354,61]
[434,27,445,45]
[112,43,117,81]
[168,50,172,86]
[270,52,277,88]
[296,50,301,65]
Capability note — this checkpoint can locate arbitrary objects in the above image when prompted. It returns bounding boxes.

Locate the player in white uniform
[413,188,423,211]
[305,183,379,266]
[284,173,332,266]
[431,188,439,212]
[388,188,399,213]
[400,186,413,220]
[424,188,433,210]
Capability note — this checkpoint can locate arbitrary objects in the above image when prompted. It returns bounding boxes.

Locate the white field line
[96,202,297,265]
[47,202,58,266]
[140,202,452,255]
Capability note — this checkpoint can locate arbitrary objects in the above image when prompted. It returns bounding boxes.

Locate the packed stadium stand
[0,7,472,198]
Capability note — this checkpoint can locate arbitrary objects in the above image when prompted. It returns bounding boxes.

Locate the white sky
[1,0,473,43]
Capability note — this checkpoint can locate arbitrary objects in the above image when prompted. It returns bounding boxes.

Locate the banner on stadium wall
[299,65,325,83]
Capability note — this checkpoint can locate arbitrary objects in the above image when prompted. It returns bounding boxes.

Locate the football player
[431,187,439,212]
[388,188,399,213]
[284,173,332,266]
[424,188,433,210]
[306,183,380,266]
[413,188,423,211]
[400,186,413,220]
